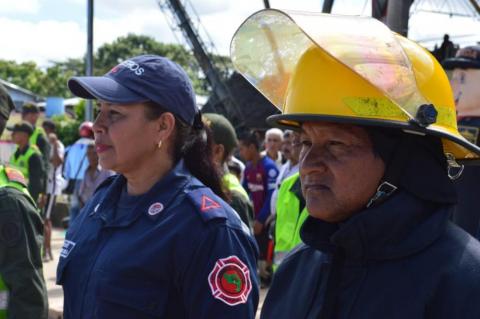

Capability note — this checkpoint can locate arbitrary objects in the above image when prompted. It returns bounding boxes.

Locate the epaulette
[186,187,228,223]
[4,166,27,187]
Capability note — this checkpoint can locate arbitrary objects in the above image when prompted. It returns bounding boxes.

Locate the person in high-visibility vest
[272,172,308,271]
[8,121,45,202]
[203,112,253,231]
[0,84,47,318]
[21,104,50,180]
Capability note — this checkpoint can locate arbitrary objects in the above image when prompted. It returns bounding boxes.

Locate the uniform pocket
[95,275,169,319]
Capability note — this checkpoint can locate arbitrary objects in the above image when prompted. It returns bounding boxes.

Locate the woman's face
[93,102,160,173]
[299,122,385,223]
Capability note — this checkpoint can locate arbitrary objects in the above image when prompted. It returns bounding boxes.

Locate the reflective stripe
[0,276,8,318]
[0,291,7,309]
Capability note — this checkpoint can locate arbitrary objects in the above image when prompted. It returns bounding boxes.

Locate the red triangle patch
[201,195,221,212]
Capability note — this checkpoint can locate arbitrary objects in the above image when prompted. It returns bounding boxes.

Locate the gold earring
[157,140,163,149]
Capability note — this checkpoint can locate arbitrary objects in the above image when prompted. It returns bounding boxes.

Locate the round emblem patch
[148,202,164,216]
[208,255,252,306]
[268,169,277,178]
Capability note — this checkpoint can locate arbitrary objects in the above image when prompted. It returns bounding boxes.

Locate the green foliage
[51,114,82,147]
[0,33,233,98]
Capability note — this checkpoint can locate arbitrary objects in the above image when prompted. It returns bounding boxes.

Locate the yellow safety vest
[223,173,249,200]
[29,126,46,148]
[9,145,40,181]
[273,173,309,271]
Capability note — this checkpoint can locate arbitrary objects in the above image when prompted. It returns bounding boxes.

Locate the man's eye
[301,140,312,147]
[329,140,345,146]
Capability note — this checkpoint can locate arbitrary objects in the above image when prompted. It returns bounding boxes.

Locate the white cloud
[0,0,40,14]
[93,8,178,50]
[0,17,85,66]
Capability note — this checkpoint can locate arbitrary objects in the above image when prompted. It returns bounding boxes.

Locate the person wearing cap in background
[231,10,480,318]
[57,55,259,319]
[261,128,284,170]
[0,84,48,318]
[21,103,50,183]
[41,119,65,261]
[63,121,94,224]
[203,113,254,230]
[8,121,45,202]
[442,46,480,239]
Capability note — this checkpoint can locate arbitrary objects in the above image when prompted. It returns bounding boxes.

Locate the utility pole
[385,0,413,36]
[85,0,94,121]
[322,0,335,13]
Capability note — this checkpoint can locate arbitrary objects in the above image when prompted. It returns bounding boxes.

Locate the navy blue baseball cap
[68,55,199,126]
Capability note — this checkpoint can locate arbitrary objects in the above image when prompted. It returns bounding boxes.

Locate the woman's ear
[156,112,176,141]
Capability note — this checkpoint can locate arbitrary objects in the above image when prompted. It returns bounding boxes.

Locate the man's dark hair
[42,119,56,132]
[238,131,260,150]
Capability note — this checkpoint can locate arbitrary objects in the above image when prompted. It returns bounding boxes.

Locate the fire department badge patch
[208,255,252,306]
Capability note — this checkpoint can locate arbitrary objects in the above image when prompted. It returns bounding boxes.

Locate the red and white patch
[147,202,164,216]
[208,255,252,306]
[4,167,26,186]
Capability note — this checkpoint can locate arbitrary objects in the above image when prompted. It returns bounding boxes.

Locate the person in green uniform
[0,84,48,318]
[21,104,50,174]
[203,113,254,230]
[8,121,45,202]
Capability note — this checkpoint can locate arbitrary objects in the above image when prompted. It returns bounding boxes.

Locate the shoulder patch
[208,255,253,306]
[187,188,227,222]
[4,167,27,187]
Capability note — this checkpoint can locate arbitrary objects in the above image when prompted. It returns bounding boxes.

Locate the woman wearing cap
[231,10,480,319]
[56,55,259,319]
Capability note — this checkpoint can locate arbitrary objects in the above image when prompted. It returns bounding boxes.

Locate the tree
[0,33,231,98]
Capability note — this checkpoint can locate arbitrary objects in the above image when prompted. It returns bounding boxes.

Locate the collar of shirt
[91,159,191,228]
[300,191,449,263]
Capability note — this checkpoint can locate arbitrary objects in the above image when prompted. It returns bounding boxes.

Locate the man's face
[12,131,29,146]
[238,141,254,162]
[281,134,293,161]
[86,146,99,168]
[299,122,385,223]
[290,132,302,164]
[23,112,38,125]
[265,133,282,154]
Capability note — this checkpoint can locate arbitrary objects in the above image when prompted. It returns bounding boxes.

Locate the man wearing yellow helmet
[231,10,480,319]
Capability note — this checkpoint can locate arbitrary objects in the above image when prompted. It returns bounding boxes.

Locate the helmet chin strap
[445,153,464,180]
[366,135,410,208]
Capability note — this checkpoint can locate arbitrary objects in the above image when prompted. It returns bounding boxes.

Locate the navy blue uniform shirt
[57,160,259,319]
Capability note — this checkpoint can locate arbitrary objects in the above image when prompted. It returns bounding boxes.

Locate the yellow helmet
[230,9,480,163]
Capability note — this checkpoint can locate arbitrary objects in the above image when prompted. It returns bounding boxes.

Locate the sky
[0,0,479,68]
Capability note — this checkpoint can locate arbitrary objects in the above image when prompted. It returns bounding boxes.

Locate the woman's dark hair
[144,102,226,200]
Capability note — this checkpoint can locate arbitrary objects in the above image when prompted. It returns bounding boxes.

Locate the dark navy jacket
[57,161,259,319]
[261,191,480,319]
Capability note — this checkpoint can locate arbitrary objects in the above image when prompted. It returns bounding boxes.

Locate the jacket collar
[301,191,451,263]
[92,160,192,227]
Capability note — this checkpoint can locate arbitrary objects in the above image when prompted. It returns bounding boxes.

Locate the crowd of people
[0,8,480,319]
